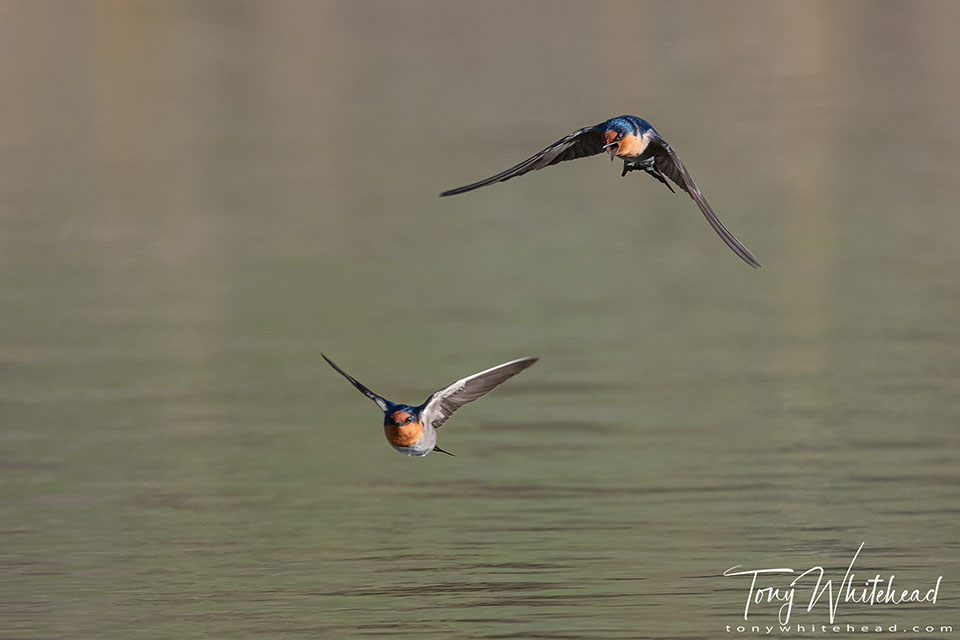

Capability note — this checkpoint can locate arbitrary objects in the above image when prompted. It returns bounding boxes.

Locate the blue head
[384,404,421,427]
[602,115,655,158]
[382,403,425,449]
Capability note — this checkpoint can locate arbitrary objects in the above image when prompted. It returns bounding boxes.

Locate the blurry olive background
[1,2,958,639]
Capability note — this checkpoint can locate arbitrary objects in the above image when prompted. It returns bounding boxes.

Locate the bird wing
[440,126,606,196]
[322,354,390,411]
[647,137,762,269]
[419,357,538,429]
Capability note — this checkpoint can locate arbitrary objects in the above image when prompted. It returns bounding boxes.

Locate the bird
[440,115,760,268]
[321,354,538,457]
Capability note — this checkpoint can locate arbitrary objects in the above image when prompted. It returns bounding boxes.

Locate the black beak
[603,141,618,160]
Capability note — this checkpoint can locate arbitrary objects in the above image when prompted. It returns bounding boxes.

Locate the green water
[2,2,959,638]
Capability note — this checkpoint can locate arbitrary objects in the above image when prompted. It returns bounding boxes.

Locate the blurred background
[1,1,959,638]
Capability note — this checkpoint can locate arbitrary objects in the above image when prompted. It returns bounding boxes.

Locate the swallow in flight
[322,354,538,457]
[441,115,760,268]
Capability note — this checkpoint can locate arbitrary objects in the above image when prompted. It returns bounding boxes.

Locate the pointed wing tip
[440,185,475,197]
[743,254,762,269]
[321,352,351,380]
[720,235,761,269]
[508,356,539,370]
[738,246,762,269]
[321,353,350,373]
[321,354,390,410]
[507,356,539,376]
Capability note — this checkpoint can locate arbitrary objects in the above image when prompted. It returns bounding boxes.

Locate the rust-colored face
[603,129,620,155]
[614,132,648,158]
[390,410,411,425]
[384,419,423,447]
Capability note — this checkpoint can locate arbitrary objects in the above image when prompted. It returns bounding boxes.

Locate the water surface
[1,2,959,638]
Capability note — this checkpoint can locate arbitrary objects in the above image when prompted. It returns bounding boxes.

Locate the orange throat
[385,421,423,447]
[615,132,648,158]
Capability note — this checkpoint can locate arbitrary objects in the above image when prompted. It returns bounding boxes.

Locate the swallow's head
[603,124,629,158]
[383,406,424,448]
[603,116,653,159]
[386,407,418,427]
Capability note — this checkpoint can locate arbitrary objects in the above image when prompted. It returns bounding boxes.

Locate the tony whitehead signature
[724,543,943,624]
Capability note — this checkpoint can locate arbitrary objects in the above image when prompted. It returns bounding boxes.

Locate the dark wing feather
[440,126,606,196]
[322,354,389,411]
[420,357,538,429]
[648,137,761,269]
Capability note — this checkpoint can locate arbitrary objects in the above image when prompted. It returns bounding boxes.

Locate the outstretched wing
[647,137,761,269]
[322,354,389,411]
[420,357,538,429]
[440,126,606,196]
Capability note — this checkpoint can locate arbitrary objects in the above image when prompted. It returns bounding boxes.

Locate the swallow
[441,115,760,268]
[322,354,538,457]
